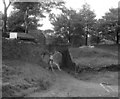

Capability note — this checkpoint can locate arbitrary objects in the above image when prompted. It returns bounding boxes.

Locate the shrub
[2,39,28,60]
[2,38,45,65]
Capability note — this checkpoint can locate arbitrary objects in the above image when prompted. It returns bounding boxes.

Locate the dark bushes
[2,38,27,60]
[2,38,44,65]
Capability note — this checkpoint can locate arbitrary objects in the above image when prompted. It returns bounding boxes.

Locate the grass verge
[2,60,55,97]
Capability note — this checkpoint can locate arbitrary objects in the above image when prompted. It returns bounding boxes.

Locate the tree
[89,19,105,44]
[99,8,119,44]
[0,11,3,27]
[8,1,65,33]
[78,3,96,45]
[2,0,15,36]
[8,2,45,33]
[49,8,84,46]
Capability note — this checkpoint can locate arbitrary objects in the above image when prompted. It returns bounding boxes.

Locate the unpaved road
[27,70,118,97]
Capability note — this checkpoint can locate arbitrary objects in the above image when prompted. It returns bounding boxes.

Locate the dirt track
[27,70,118,97]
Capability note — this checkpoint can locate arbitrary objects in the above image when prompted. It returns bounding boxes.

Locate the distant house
[9,32,17,39]
[8,29,46,44]
[17,33,35,40]
[9,32,35,42]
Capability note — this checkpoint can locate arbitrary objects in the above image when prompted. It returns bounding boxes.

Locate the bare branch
[6,0,16,10]
[2,0,6,8]
[6,1,12,10]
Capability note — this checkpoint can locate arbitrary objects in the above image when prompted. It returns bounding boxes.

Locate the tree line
[1,0,119,45]
[49,3,119,45]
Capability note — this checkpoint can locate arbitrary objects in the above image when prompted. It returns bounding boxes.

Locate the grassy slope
[2,39,55,97]
[69,45,118,68]
[68,45,119,85]
[2,60,55,97]
[2,38,119,96]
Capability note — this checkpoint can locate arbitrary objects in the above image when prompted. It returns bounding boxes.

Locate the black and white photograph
[0,0,119,98]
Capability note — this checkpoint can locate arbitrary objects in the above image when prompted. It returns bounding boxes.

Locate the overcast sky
[0,0,119,30]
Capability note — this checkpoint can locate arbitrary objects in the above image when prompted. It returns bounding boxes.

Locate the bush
[90,35,101,45]
[2,39,28,59]
[2,84,21,97]
[2,38,45,65]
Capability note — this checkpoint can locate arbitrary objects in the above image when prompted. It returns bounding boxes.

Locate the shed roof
[17,33,35,39]
[9,32,35,39]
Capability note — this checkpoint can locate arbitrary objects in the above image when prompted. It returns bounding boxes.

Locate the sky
[0,0,119,30]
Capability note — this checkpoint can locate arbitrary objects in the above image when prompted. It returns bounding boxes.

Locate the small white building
[9,32,35,41]
[10,32,17,39]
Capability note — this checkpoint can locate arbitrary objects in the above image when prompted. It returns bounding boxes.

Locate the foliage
[49,3,97,46]
[7,1,65,33]
[97,8,119,44]
[2,38,45,65]
[8,2,44,32]
[52,36,68,45]
[79,3,96,30]
[2,0,14,36]
[70,36,85,47]
[49,7,84,46]
[90,35,101,45]
[0,11,3,28]
[2,39,28,59]
[78,3,97,45]
[28,29,46,45]
[43,29,54,36]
